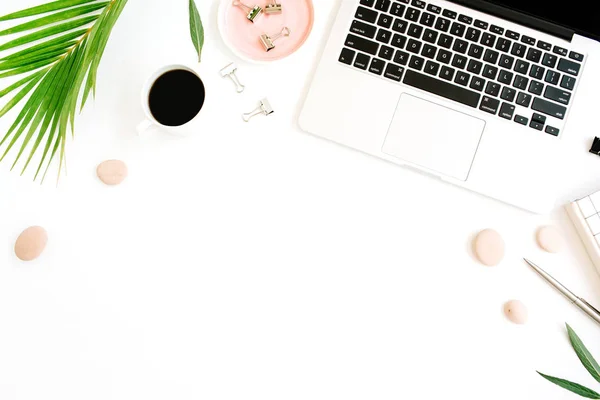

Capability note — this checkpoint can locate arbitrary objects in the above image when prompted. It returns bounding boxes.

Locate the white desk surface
[2,1,600,399]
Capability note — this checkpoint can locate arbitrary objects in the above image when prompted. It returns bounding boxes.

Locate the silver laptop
[299,0,599,213]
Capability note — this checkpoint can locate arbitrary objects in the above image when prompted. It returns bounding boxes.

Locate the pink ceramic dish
[218,0,314,63]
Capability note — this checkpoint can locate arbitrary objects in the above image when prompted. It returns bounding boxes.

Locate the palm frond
[0,0,128,181]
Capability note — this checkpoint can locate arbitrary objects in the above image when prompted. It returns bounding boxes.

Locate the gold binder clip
[259,27,291,52]
[232,1,263,22]
[265,0,282,14]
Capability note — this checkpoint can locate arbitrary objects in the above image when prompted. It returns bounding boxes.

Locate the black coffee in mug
[148,69,205,127]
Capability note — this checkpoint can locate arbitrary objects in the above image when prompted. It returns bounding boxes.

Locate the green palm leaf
[0,0,128,181]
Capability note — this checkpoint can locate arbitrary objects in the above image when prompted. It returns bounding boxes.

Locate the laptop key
[376,29,392,43]
[480,96,500,114]
[394,50,410,65]
[436,49,452,64]
[375,0,391,12]
[483,49,499,64]
[542,53,557,68]
[532,113,546,124]
[427,4,441,14]
[560,75,576,90]
[407,39,422,53]
[440,65,455,80]
[424,60,441,75]
[442,9,457,19]
[379,45,394,60]
[468,43,484,59]
[458,14,473,24]
[391,34,407,48]
[469,76,485,91]
[511,43,526,58]
[521,35,535,46]
[390,3,406,16]
[532,97,567,119]
[544,86,571,105]
[537,40,551,51]
[411,0,425,9]
[514,115,528,125]
[369,58,386,75]
[528,80,544,95]
[544,70,560,85]
[450,22,466,37]
[498,69,513,84]
[339,48,356,65]
[454,70,470,86]
[490,25,504,35]
[529,120,544,131]
[465,27,481,42]
[437,33,453,48]
[409,55,425,70]
[393,19,408,33]
[435,17,450,32]
[384,63,405,81]
[405,7,420,21]
[484,82,501,97]
[451,54,468,69]
[377,14,393,28]
[499,102,515,119]
[499,54,514,69]
[557,58,581,76]
[354,53,371,70]
[516,92,532,107]
[545,126,560,136]
[467,59,483,74]
[495,38,511,53]
[482,64,498,79]
[513,75,528,90]
[529,65,545,80]
[481,33,496,47]
[421,44,437,59]
[526,48,542,63]
[346,34,379,55]
[553,46,568,56]
[355,7,378,24]
[513,60,529,74]
[420,12,436,27]
[569,51,584,62]
[453,39,469,54]
[351,20,378,39]
[506,30,520,40]
[403,69,481,107]
[474,20,488,29]
[500,87,516,102]
[407,23,424,38]
[423,29,438,43]
[360,0,375,5]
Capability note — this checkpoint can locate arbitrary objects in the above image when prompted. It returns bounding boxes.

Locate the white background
[2,0,600,399]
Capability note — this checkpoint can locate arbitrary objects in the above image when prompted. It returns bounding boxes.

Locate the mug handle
[136,119,154,136]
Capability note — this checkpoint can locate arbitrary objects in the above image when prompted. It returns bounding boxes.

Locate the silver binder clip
[242,98,274,122]
[260,27,291,52]
[232,1,263,23]
[220,63,245,93]
[265,0,282,14]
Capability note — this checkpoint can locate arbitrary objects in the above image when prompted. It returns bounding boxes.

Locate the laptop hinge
[446,0,574,42]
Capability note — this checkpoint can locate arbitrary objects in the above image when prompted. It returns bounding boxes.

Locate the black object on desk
[590,137,600,156]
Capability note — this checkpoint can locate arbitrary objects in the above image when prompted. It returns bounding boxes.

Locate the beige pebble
[97,160,128,185]
[14,226,48,261]
[537,225,563,253]
[473,229,505,266]
[504,300,528,324]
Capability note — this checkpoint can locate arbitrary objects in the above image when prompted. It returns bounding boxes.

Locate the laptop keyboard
[338,0,585,137]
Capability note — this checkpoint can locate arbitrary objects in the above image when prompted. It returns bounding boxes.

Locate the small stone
[97,159,128,185]
[504,300,528,324]
[537,225,563,253]
[14,226,48,261]
[473,229,505,266]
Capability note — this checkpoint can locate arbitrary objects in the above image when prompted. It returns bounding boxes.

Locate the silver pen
[524,258,600,325]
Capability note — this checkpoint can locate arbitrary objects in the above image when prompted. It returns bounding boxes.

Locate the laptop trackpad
[382,93,485,181]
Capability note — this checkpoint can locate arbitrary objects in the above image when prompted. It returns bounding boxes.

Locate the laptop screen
[480,0,600,40]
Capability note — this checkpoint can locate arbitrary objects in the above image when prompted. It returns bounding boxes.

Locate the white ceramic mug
[137,64,205,136]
